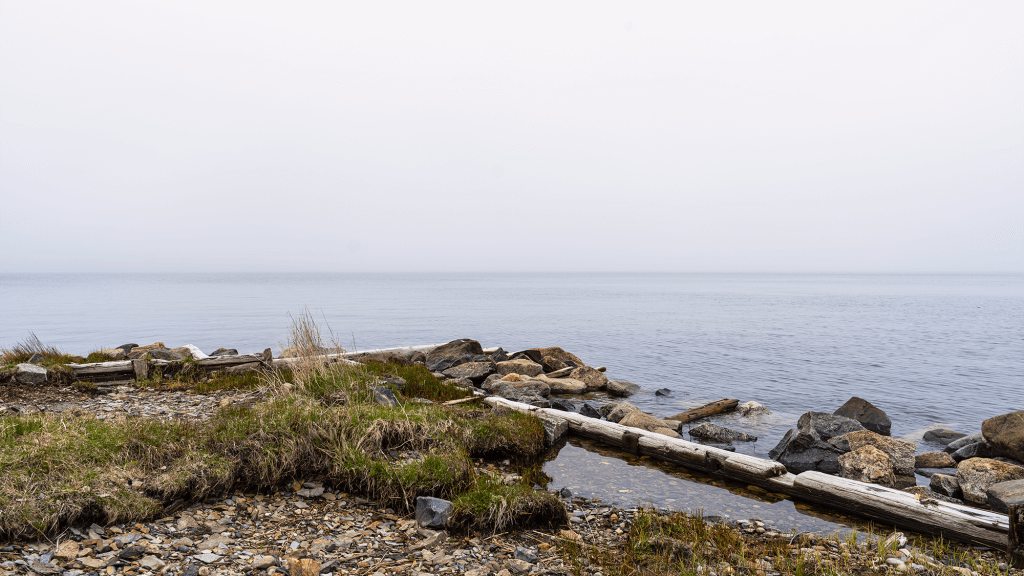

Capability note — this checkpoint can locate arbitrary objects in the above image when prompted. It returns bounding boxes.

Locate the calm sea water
[2,273,1022,528]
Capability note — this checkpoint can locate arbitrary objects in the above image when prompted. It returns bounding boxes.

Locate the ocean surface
[3,273,1022,531]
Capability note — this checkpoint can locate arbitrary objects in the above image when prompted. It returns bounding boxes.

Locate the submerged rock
[688,423,756,443]
[737,401,771,416]
[605,380,640,397]
[834,397,891,436]
[923,429,967,446]
[956,457,1024,505]
[982,410,1024,463]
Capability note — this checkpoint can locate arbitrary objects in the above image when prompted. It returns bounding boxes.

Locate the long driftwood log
[483,396,1010,548]
[666,398,739,429]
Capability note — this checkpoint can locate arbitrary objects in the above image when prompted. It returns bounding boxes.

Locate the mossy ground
[0,360,561,540]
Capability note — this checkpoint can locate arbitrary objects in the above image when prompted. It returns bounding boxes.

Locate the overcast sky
[1,1,1022,273]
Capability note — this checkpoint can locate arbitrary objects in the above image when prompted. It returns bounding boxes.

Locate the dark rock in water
[916,451,956,469]
[929,473,962,499]
[834,397,892,436]
[923,429,967,446]
[116,343,139,354]
[27,353,43,364]
[945,433,984,454]
[559,487,572,498]
[371,386,399,408]
[425,339,485,372]
[550,398,576,412]
[578,403,601,419]
[985,479,1024,513]
[654,388,671,396]
[902,486,963,505]
[952,441,1001,462]
[957,457,1024,505]
[982,410,1024,463]
[800,411,866,441]
[441,361,495,384]
[606,380,640,398]
[415,496,453,528]
[770,412,866,474]
[489,348,508,362]
[689,423,756,443]
[509,349,543,364]
[210,348,238,357]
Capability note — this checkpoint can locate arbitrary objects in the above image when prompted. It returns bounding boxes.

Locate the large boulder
[425,339,486,373]
[945,433,983,454]
[985,479,1024,513]
[618,411,680,438]
[497,381,551,401]
[533,375,587,395]
[981,411,1024,463]
[844,430,915,477]
[494,359,544,378]
[929,473,962,500]
[838,445,896,487]
[441,361,494,384]
[769,412,865,474]
[923,429,967,446]
[915,452,956,469]
[14,363,48,385]
[688,423,756,443]
[605,380,640,398]
[606,402,641,424]
[569,366,608,392]
[834,397,892,436]
[956,458,1024,505]
[529,347,584,369]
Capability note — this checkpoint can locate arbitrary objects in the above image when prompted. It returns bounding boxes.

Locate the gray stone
[929,473,962,500]
[915,467,958,479]
[606,402,641,424]
[945,433,984,454]
[688,422,757,443]
[380,376,406,391]
[834,397,892,436]
[569,366,608,392]
[444,377,474,389]
[605,380,640,397]
[915,452,956,469]
[578,403,601,419]
[982,410,1024,463]
[923,429,967,446]
[210,348,238,356]
[27,563,60,575]
[496,381,550,401]
[14,364,48,385]
[371,386,399,407]
[956,457,1024,505]
[489,348,508,362]
[27,353,44,364]
[494,359,544,378]
[951,441,1001,462]
[195,553,222,564]
[770,412,866,474]
[799,411,867,441]
[901,486,963,505]
[513,547,538,563]
[425,339,486,372]
[481,374,504,392]
[415,496,453,528]
[538,413,568,445]
[442,361,495,383]
[985,478,1024,513]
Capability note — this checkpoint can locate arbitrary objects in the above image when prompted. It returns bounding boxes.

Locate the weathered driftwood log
[1011,504,1024,569]
[666,399,739,428]
[482,396,1010,548]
